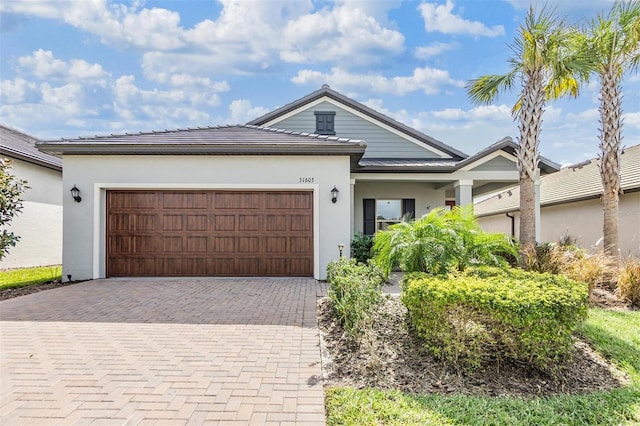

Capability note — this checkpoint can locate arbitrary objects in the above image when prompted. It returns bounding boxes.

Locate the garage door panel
[186,236,208,253]
[265,215,287,231]
[107,190,313,277]
[132,258,157,276]
[186,215,208,231]
[162,236,183,252]
[108,235,132,253]
[238,237,260,253]
[211,258,235,275]
[215,192,260,209]
[290,258,312,275]
[290,237,311,253]
[163,215,183,231]
[236,258,261,275]
[239,215,260,231]
[109,214,132,231]
[163,192,208,209]
[290,215,311,231]
[266,237,287,253]
[213,236,235,253]
[264,258,287,275]
[214,215,236,231]
[134,235,156,253]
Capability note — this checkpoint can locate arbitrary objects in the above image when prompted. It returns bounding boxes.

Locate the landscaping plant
[326,258,385,337]
[618,257,640,307]
[0,158,29,260]
[373,206,517,276]
[350,232,374,264]
[402,267,589,371]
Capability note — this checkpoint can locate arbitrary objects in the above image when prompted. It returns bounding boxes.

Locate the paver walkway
[1,277,327,425]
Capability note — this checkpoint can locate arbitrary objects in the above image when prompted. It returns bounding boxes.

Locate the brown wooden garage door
[106,190,313,277]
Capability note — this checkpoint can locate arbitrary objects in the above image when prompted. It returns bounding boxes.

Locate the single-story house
[475,144,640,257]
[1,125,63,269]
[37,85,559,280]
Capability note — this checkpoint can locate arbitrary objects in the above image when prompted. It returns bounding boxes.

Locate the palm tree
[466,6,589,253]
[584,0,640,257]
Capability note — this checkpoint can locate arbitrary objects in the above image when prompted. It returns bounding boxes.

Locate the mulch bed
[0,281,82,301]
[317,294,631,398]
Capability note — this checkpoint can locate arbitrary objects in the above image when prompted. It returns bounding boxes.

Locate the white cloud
[0,78,38,104]
[18,49,109,85]
[418,0,504,37]
[228,100,270,124]
[281,2,404,64]
[431,104,512,121]
[414,42,458,59]
[292,66,463,96]
[623,111,640,129]
[3,0,404,78]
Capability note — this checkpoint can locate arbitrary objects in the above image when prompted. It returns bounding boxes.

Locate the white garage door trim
[93,183,321,279]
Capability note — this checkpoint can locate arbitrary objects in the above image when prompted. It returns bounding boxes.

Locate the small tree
[0,158,29,260]
[582,0,640,257]
[466,6,591,254]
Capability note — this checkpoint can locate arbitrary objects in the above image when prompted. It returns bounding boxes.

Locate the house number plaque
[298,177,315,183]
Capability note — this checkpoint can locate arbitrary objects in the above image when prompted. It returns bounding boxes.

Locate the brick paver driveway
[1,278,327,425]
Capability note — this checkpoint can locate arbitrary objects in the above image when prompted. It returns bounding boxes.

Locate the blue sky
[1,0,638,165]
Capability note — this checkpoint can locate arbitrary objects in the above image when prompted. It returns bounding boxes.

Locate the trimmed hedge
[326,258,385,337]
[401,267,589,371]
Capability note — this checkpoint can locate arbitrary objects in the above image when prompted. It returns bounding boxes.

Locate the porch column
[535,170,541,243]
[350,178,355,236]
[454,180,474,207]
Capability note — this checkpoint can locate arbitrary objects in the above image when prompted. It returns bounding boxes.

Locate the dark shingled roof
[0,125,62,171]
[354,137,560,173]
[247,85,468,161]
[37,124,367,168]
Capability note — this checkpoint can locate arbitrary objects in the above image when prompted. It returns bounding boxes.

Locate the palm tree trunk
[516,70,544,252]
[599,67,622,257]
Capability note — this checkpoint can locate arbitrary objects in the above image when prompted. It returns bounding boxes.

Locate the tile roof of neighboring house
[356,137,561,173]
[38,124,367,168]
[0,125,62,171]
[247,84,468,161]
[475,144,640,216]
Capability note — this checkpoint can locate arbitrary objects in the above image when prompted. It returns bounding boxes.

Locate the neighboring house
[0,125,63,269]
[475,144,640,257]
[38,85,559,280]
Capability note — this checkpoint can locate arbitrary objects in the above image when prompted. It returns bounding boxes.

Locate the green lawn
[0,265,62,290]
[325,308,640,426]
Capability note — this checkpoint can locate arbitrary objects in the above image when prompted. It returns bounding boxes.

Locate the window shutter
[402,199,415,219]
[363,199,375,235]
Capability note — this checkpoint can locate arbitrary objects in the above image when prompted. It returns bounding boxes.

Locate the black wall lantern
[70,185,82,203]
[331,186,339,204]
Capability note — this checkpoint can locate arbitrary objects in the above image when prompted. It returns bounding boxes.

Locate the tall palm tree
[584,0,640,257]
[466,7,589,253]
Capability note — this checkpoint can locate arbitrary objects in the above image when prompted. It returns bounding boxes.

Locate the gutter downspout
[506,212,515,237]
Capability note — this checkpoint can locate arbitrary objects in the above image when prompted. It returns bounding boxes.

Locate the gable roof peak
[248,86,468,160]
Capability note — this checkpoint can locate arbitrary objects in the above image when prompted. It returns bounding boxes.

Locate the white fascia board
[351,170,519,182]
[263,96,451,159]
[459,150,518,171]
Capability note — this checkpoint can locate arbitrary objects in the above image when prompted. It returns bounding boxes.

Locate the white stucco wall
[62,155,352,280]
[1,159,62,269]
[477,192,640,257]
[353,181,446,234]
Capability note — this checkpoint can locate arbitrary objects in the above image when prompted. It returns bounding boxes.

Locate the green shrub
[351,232,374,264]
[326,258,385,337]
[618,257,640,307]
[373,206,517,277]
[401,266,589,371]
